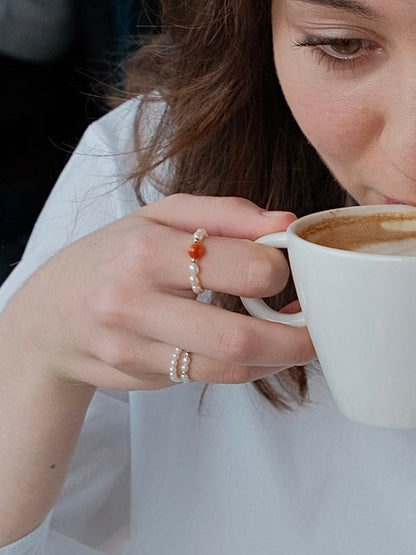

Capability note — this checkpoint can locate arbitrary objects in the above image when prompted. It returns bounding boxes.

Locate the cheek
[274,53,379,169]
[281,75,365,162]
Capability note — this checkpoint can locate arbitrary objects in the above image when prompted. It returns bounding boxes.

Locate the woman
[1,0,415,553]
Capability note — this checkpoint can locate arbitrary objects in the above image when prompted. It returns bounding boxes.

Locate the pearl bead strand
[187,228,208,294]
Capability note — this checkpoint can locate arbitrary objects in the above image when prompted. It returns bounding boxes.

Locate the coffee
[300,211,416,255]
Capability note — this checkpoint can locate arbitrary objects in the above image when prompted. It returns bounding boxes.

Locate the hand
[0,194,316,545]
[2,194,315,391]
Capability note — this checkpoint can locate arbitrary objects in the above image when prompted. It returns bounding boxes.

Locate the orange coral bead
[188,242,205,260]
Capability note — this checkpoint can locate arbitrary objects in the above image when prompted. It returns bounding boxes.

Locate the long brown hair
[118,0,346,408]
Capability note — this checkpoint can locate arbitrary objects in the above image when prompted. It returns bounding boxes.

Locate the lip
[358,185,416,207]
[380,195,416,207]
[383,196,404,205]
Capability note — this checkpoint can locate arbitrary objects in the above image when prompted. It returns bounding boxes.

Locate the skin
[2,0,416,545]
[272,0,416,206]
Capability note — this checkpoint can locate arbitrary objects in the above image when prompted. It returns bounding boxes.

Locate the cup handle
[240,232,307,327]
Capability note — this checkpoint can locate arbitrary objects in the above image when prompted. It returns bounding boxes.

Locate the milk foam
[354,237,416,256]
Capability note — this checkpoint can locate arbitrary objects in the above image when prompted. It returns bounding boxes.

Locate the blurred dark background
[0,0,160,284]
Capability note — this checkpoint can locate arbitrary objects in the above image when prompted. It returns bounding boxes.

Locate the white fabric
[2,98,416,555]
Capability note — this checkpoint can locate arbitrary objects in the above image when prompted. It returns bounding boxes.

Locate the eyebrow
[292,0,379,19]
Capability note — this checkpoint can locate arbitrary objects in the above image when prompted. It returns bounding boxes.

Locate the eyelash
[294,35,377,71]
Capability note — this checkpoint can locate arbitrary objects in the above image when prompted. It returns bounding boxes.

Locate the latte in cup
[300,211,416,255]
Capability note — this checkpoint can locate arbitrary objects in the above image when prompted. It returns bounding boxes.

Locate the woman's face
[272,0,416,206]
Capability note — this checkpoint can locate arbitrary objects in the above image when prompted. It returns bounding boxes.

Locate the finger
[135,294,315,369]
[281,300,302,313]
[139,194,297,240]
[136,222,290,298]
[102,337,309,387]
[187,356,297,384]
[191,237,290,297]
[165,351,304,385]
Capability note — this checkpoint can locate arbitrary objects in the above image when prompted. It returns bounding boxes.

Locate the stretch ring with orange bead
[188,227,208,295]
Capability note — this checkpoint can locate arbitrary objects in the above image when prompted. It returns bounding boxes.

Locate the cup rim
[289,204,416,259]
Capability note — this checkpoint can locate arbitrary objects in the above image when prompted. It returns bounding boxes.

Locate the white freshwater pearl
[189,262,200,275]
[189,275,200,286]
[193,228,208,241]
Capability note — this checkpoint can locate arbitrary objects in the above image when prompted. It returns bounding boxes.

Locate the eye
[320,38,365,59]
[319,38,369,59]
[294,34,379,71]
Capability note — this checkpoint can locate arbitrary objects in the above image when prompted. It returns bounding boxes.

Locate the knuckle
[99,333,127,368]
[124,226,158,280]
[94,283,129,329]
[100,336,132,368]
[91,292,142,369]
[217,325,258,364]
[110,219,163,282]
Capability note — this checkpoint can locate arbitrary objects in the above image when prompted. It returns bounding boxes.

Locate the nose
[379,63,416,182]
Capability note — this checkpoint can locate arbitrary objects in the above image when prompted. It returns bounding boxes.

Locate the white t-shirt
[1,99,416,555]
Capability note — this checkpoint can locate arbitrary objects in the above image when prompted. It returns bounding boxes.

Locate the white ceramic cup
[241,204,416,429]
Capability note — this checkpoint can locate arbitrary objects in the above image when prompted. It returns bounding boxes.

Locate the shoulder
[87,98,140,147]
[85,95,166,156]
